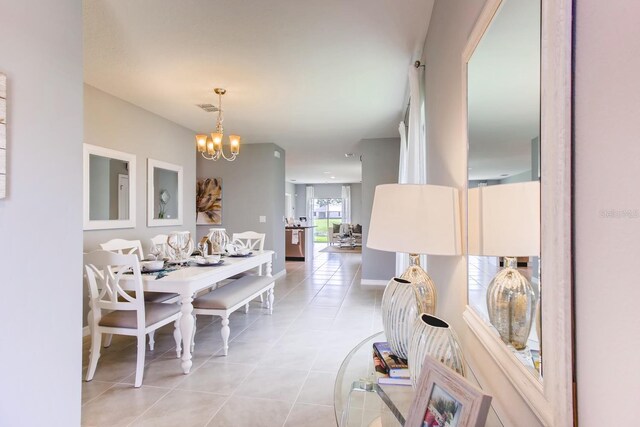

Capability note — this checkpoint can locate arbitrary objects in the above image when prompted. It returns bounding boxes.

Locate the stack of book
[372,342,411,386]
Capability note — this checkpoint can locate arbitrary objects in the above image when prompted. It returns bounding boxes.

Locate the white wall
[574,2,640,426]
[422,0,541,425]
[0,0,82,424]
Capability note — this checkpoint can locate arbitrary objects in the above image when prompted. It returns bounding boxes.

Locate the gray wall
[0,0,82,423]
[196,143,286,274]
[294,183,307,219]
[359,138,400,281]
[350,183,363,224]
[83,84,197,251]
[83,84,197,325]
[312,183,343,199]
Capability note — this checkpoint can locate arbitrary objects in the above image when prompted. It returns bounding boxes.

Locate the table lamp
[367,184,461,358]
[468,181,540,350]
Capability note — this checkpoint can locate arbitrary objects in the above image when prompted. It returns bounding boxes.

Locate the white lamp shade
[366,184,461,256]
[468,181,540,257]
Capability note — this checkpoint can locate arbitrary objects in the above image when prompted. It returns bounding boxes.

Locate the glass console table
[334,332,504,427]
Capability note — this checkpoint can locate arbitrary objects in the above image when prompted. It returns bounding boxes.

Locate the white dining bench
[191,274,275,355]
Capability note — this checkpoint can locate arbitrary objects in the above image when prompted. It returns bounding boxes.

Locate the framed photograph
[196,177,222,225]
[405,355,491,427]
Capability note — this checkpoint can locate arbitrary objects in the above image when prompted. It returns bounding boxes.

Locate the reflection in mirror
[147,159,183,227]
[83,144,136,230]
[89,154,130,220]
[466,0,541,380]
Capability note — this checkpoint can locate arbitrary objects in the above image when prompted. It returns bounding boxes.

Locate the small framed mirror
[147,158,183,227]
[83,143,136,230]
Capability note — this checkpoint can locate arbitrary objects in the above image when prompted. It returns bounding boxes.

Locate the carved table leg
[179,295,195,374]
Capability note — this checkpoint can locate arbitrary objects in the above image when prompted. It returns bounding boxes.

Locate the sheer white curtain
[341,185,351,225]
[396,65,428,276]
[305,185,314,224]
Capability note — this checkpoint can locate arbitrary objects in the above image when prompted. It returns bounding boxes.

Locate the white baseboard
[272,269,287,280]
[360,279,388,287]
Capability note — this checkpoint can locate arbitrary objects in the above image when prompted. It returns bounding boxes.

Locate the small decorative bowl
[140,260,165,272]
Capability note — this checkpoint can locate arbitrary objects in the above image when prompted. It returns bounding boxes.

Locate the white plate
[193,259,225,267]
[228,252,253,258]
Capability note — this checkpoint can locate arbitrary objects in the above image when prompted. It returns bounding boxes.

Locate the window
[312,198,342,243]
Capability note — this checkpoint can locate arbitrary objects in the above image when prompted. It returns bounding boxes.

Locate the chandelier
[195,88,240,161]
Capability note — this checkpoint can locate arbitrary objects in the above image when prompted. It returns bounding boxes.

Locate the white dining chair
[84,250,182,388]
[100,238,145,259]
[230,231,267,307]
[99,238,180,349]
[149,234,170,259]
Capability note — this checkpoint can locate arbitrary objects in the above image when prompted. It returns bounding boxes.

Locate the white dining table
[120,250,274,374]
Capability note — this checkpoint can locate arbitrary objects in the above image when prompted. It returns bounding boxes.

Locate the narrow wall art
[196,177,222,224]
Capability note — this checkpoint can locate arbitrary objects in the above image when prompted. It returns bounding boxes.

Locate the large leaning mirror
[463,0,574,425]
[147,158,183,227]
[467,0,541,377]
[83,143,136,230]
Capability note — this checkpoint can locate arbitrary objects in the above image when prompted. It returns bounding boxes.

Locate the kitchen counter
[285,227,314,261]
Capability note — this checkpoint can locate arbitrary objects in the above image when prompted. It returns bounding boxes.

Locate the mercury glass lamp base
[399,255,437,315]
[486,257,537,351]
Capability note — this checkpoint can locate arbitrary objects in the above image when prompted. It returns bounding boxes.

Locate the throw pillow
[353,224,362,234]
[333,223,342,233]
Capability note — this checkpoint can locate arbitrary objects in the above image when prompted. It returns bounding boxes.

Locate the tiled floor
[81,247,383,427]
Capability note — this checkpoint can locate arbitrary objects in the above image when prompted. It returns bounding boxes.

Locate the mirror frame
[83,143,136,230]
[461,0,574,426]
[147,158,183,227]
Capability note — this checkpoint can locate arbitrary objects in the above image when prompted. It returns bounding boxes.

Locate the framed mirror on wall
[147,159,183,227]
[83,144,136,230]
[462,0,573,426]
[466,0,542,377]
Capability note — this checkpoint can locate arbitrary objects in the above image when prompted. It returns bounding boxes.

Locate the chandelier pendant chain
[195,87,240,162]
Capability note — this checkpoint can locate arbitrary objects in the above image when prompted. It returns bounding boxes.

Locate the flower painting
[196,177,222,225]
[423,384,462,427]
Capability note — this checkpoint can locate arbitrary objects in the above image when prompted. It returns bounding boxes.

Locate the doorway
[312,198,343,243]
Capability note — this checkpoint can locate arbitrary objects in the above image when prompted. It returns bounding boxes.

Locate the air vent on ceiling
[196,104,220,113]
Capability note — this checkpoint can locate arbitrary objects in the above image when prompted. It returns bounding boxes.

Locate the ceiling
[83,0,434,184]
[467,0,540,181]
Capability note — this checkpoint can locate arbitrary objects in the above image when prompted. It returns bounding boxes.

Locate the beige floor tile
[82,380,115,405]
[206,396,291,427]
[210,339,276,364]
[130,389,227,427]
[258,342,319,371]
[284,403,338,427]
[233,366,309,403]
[120,353,202,389]
[176,361,255,395]
[81,384,169,426]
[297,371,338,406]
